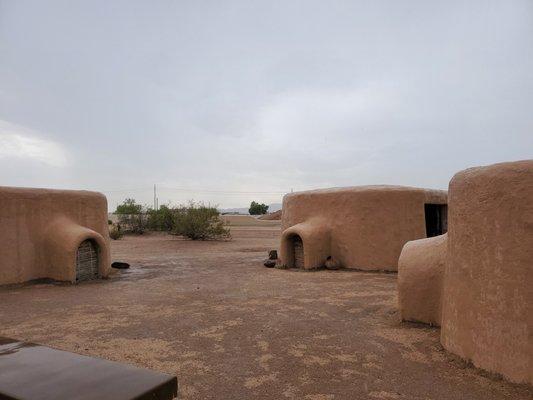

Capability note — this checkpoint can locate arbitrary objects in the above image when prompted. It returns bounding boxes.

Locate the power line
[97,186,287,195]
[158,186,287,195]
[96,187,152,193]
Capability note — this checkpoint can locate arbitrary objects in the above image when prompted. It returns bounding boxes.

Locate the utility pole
[154,184,157,211]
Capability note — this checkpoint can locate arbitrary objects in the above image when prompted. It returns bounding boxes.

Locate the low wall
[398,234,447,326]
[220,215,281,227]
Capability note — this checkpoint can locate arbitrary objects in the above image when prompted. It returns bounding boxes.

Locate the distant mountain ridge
[220,203,282,215]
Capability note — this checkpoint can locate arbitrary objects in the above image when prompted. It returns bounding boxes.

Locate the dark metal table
[0,337,177,400]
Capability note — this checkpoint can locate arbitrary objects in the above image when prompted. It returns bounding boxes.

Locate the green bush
[116,198,143,214]
[249,201,269,215]
[113,198,230,240]
[147,205,175,231]
[115,198,147,234]
[173,202,230,240]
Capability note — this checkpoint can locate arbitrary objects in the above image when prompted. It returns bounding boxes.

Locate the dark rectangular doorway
[76,239,99,282]
[293,236,304,268]
[424,204,448,237]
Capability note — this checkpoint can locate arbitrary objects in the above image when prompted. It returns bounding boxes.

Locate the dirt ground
[0,227,531,399]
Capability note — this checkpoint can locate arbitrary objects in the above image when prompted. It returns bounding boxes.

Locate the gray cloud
[1,0,532,209]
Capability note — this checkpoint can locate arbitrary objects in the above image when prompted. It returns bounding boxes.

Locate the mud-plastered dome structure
[398,160,533,384]
[0,187,111,285]
[280,185,447,270]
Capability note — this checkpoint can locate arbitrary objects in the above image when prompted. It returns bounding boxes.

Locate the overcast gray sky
[1,0,532,209]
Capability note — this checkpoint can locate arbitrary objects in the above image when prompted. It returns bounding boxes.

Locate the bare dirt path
[0,227,530,399]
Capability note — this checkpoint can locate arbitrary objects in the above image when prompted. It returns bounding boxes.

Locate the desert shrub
[173,202,230,240]
[115,198,147,234]
[123,213,148,234]
[249,201,269,215]
[116,198,143,214]
[109,225,123,240]
[147,205,175,231]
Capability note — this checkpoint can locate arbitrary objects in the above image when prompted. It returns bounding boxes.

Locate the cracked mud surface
[0,227,530,399]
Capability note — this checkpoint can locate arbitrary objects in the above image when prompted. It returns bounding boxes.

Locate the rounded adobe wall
[281,217,331,269]
[281,185,447,270]
[0,187,111,285]
[398,234,447,326]
[441,160,533,384]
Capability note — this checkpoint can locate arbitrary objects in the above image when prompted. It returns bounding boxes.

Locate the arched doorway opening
[291,235,304,269]
[76,239,99,282]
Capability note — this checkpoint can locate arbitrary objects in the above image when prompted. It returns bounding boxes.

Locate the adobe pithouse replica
[0,187,111,285]
[398,160,532,385]
[280,185,448,270]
